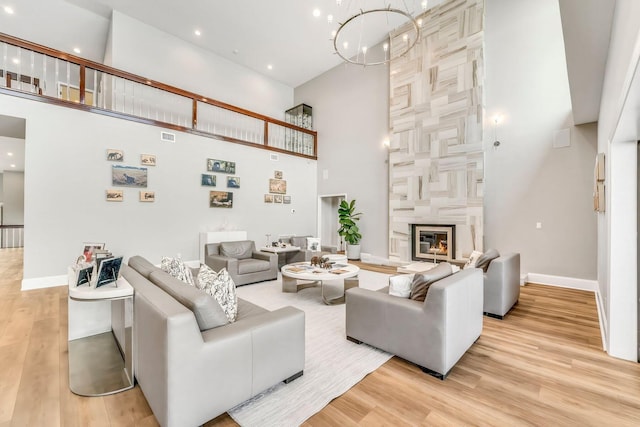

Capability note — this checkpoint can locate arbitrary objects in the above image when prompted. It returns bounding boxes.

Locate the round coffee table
[281,262,360,305]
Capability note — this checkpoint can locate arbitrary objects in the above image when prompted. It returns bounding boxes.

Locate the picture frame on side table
[82,242,105,262]
[94,256,123,288]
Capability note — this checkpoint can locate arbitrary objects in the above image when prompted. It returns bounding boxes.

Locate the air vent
[160,131,176,142]
[270,153,279,161]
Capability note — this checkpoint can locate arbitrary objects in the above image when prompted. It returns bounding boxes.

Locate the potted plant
[338,199,363,260]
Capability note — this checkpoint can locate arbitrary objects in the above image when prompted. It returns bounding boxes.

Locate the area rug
[228,269,392,426]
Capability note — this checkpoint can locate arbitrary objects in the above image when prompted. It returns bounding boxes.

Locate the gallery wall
[0,95,317,285]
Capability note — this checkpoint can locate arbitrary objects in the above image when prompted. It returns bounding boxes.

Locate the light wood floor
[2,248,640,426]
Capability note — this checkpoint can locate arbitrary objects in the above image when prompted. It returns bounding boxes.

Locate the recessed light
[232,49,239,55]
[267,64,273,70]
[73,47,81,54]
[7,152,13,156]
[312,8,321,18]
[4,6,14,14]
[10,164,15,168]
[12,58,19,64]
[194,29,201,36]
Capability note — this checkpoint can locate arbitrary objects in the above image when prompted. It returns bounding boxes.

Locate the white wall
[484,0,597,280]
[0,173,3,202]
[2,171,24,225]
[596,0,640,360]
[109,11,293,120]
[0,95,316,284]
[294,59,389,259]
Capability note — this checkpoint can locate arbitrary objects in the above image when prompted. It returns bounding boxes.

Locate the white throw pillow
[197,264,238,322]
[464,251,483,269]
[161,256,195,286]
[389,274,412,298]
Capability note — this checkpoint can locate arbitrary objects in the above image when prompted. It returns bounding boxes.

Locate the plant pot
[346,244,361,260]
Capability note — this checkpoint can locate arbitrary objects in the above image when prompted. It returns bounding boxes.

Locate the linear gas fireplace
[411,224,456,263]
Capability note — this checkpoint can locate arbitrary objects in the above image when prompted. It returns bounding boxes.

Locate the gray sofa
[122,256,305,427]
[345,268,483,379]
[204,240,278,286]
[483,252,521,319]
[279,235,338,264]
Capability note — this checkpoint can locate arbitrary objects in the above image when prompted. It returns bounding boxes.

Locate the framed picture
[269,178,287,194]
[283,195,291,204]
[112,165,148,187]
[106,149,123,161]
[207,158,236,174]
[106,189,123,201]
[74,265,94,287]
[274,170,283,179]
[264,194,274,203]
[227,176,240,188]
[141,154,156,166]
[201,174,216,186]
[82,242,105,262]
[274,194,283,203]
[95,256,123,288]
[210,191,233,208]
[140,191,155,202]
[307,238,321,251]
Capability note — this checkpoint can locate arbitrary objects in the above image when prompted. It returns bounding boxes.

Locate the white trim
[21,274,67,291]
[525,273,597,292]
[595,289,608,352]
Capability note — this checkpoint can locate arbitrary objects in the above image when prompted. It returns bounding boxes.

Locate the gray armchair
[483,252,521,319]
[205,240,278,286]
[280,235,338,264]
[345,268,483,379]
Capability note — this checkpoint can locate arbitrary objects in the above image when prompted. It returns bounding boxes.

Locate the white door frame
[317,193,347,250]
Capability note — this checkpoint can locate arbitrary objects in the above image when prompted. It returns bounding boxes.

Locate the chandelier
[327,1,428,66]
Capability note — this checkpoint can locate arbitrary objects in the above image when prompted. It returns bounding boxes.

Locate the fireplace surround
[411,224,456,263]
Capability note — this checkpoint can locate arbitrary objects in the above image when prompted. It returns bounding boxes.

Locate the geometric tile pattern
[388,0,484,262]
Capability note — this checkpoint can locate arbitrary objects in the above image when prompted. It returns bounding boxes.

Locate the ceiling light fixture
[7,152,13,156]
[12,58,19,64]
[329,1,423,66]
[312,9,321,18]
[73,47,81,54]
[194,29,201,36]
[4,6,14,14]
[267,64,273,70]
[10,164,15,168]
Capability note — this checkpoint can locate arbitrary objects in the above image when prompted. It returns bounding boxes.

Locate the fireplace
[411,224,455,263]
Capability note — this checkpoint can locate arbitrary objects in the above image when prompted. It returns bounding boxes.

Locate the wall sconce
[492,114,503,149]
[382,137,390,148]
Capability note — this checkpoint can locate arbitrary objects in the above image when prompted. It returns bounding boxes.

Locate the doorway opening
[317,194,346,252]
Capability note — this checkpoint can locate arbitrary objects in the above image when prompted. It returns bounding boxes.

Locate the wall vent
[270,153,279,161]
[160,131,176,142]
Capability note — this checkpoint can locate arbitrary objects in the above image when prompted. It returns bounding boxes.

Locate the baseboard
[594,289,608,352]
[525,273,597,292]
[22,274,67,291]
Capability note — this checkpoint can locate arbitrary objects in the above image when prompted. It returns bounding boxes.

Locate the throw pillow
[197,264,238,323]
[389,274,412,298]
[161,256,195,286]
[410,262,453,302]
[475,249,500,272]
[464,250,483,269]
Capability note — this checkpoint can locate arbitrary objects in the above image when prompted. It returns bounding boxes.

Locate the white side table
[68,276,134,396]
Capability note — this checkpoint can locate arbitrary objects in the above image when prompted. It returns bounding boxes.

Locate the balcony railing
[0,33,317,158]
[0,225,24,248]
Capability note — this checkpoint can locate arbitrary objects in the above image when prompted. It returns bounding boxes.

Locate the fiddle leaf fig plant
[338,199,362,245]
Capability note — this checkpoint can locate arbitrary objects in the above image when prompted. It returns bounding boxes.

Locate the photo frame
[274,170,283,179]
[141,154,156,166]
[274,194,283,203]
[94,256,123,288]
[112,165,148,187]
[227,176,240,188]
[106,189,123,201]
[82,242,105,262]
[269,178,287,194]
[207,158,236,174]
[201,174,216,186]
[75,265,94,287]
[283,195,291,204]
[106,149,123,161]
[210,191,233,208]
[140,191,155,202]
[264,194,274,203]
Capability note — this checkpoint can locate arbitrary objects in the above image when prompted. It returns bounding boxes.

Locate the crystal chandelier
[328,0,428,66]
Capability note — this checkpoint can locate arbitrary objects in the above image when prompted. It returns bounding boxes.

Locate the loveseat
[483,252,521,318]
[122,256,305,427]
[346,268,483,379]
